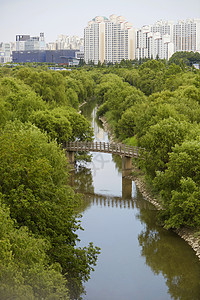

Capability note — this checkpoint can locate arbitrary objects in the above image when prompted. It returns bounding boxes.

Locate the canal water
[75,104,200,300]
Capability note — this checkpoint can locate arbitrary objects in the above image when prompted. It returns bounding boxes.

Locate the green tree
[15,68,69,106]
[30,109,73,144]
[0,194,69,300]
[169,51,200,67]
[154,139,200,228]
[0,77,45,123]
[139,118,191,178]
[117,107,136,140]
[136,60,166,95]
[0,121,99,299]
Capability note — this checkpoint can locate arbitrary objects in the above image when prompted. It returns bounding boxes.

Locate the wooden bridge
[65,141,140,157]
[65,141,142,177]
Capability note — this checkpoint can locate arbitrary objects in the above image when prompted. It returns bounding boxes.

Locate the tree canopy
[0,65,99,299]
[94,57,200,229]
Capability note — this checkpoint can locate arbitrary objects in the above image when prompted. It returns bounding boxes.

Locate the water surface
[75,104,200,300]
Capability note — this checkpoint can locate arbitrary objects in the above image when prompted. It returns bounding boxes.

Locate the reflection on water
[73,165,135,201]
[75,161,200,300]
[75,103,200,300]
[137,206,200,300]
[73,165,94,194]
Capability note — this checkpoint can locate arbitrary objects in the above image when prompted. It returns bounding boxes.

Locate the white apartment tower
[136,18,200,60]
[136,20,174,60]
[173,19,200,53]
[84,15,135,64]
[136,25,151,59]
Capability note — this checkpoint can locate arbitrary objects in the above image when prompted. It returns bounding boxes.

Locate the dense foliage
[0,65,99,299]
[94,55,200,230]
[168,51,200,67]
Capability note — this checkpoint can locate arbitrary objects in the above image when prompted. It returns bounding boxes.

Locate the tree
[0,77,45,123]
[0,121,99,299]
[30,109,73,144]
[169,51,200,67]
[0,194,69,300]
[117,107,136,140]
[15,68,69,106]
[136,60,166,95]
[139,118,191,178]
[95,73,124,104]
[78,58,85,66]
[154,139,200,228]
[164,178,200,228]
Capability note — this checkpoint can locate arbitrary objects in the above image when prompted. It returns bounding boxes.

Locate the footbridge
[65,141,142,177]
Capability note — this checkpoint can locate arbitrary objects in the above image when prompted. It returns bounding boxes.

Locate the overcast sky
[1,0,200,43]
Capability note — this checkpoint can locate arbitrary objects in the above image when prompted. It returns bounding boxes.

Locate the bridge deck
[65,141,141,158]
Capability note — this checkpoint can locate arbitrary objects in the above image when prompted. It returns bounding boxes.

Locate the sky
[1,0,200,43]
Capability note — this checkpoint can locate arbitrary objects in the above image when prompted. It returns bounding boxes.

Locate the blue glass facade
[45,50,76,63]
[12,51,46,63]
[12,50,77,64]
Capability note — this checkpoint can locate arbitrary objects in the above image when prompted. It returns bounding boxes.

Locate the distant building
[173,19,200,53]
[0,52,12,64]
[75,51,84,59]
[0,42,12,63]
[136,20,174,60]
[84,15,135,64]
[12,50,46,63]
[45,35,84,51]
[5,18,200,65]
[56,35,84,50]
[45,50,77,64]
[16,35,30,51]
[12,49,80,65]
[136,18,200,60]
[16,33,46,51]
[46,42,57,50]
[13,32,82,65]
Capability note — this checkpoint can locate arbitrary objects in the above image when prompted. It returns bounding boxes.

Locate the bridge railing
[64,141,143,158]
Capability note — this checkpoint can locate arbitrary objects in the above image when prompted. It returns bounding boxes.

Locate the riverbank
[130,171,200,261]
[99,115,200,261]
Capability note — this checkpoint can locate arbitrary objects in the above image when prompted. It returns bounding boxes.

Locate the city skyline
[1,0,200,43]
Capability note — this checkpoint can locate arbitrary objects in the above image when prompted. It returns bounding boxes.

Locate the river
[74,103,200,300]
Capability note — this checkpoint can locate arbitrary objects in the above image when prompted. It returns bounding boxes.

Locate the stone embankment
[99,116,115,143]
[129,173,200,261]
[99,115,200,261]
[125,174,162,210]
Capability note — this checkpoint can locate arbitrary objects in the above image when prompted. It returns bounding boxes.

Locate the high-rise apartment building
[136,18,200,60]
[84,15,135,64]
[136,20,174,60]
[173,19,200,52]
[151,20,174,37]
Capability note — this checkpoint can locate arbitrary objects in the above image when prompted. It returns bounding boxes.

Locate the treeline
[0,65,100,299]
[95,59,200,230]
[80,50,200,68]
